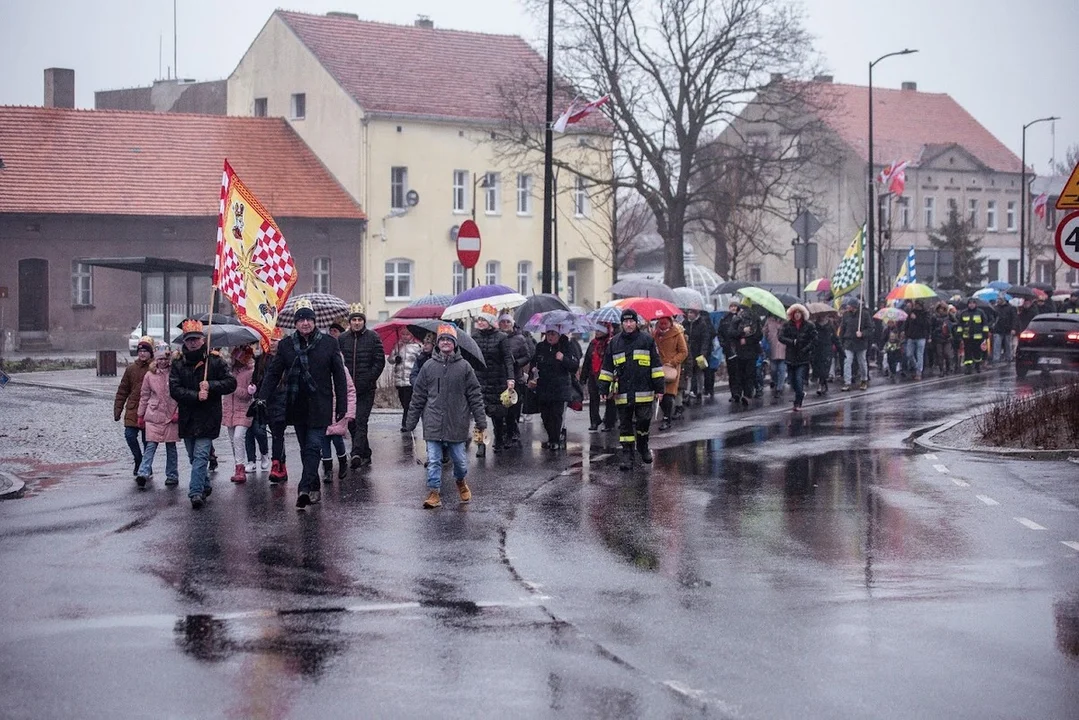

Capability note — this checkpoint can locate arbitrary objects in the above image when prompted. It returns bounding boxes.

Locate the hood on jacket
[787,303,810,321]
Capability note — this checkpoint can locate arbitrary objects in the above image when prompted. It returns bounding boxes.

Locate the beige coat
[654,323,688,396]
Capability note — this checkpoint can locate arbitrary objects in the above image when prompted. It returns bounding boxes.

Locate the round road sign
[456,219,481,270]
[1054,210,1079,270]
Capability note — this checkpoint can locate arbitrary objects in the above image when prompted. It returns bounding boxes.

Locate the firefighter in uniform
[597,309,666,471]
[959,298,990,374]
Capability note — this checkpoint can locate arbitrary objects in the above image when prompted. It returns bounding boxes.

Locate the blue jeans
[124,426,145,467]
[425,441,467,490]
[293,424,327,494]
[771,359,787,390]
[183,437,213,498]
[321,433,346,458]
[904,338,926,375]
[992,333,1014,363]
[245,419,268,461]
[790,363,808,406]
[138,441,178,480]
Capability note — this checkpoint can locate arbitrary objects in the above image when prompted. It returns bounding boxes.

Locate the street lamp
[541,0,555,294]
[1020,115,1059,284]
[867,48,917,307]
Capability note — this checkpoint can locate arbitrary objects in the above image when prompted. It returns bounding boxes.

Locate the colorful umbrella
[614,296,682,320]
[873,307,908,323]
[806,302,838,316]
[1028,282,1055,294]
[804,277,831,293]
[1032,288,1048,300]
[588,305,625,326]
[885,282,938,302]
[608,278,678,303]
[672,286,706,311]
[442,284,527,320]
[513,293,570,326]
[523,310,595,335]
[408,293,455,308]
[391,304,446,320]
[278,292,351,329]
[735,287,786,319]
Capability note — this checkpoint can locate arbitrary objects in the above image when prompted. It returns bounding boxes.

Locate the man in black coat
[727,304,763,406]
[170,319,237,509]
[260,302,348,509]
[716,301,743,402]
[339,304,385,469]
[498,313,534,448]
[471,305,515,457]
[991,295,1018,364]
[684,308,715,403]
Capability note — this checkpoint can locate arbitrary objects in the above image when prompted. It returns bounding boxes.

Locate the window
[898,196,911,230]
[484,260,500,285]
[923,197,935,229]
[390,167,408,210]
[1067,267,1078,286]
[1006,201,1016,231]
[748,264,762,282]
[484,172,500,214]
[253,97,267,117]
[566,265,577,304]
[71,261,92,306]
[313,257,330,294]
[1007,259,1019,285]
[516,173,533,215]
[877,194,890,227]
[452,170,468,213]
[947,198,958,216]
[574,175,588,217]
[517,261,533,295]
[968,199,978,227]
[987,259,999,283]
[1035,261,1054,285]
[986,200,997,231]
[290,92,305,120]
[384,259,412,300]
[452,262,466,295]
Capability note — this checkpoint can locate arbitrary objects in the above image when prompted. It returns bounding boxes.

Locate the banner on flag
[1032,192,1048,221]
[894,246,917,288]
[214,160,297,348]
[877,160,909,196]
[553,94,610,133]
[830,226,865,298]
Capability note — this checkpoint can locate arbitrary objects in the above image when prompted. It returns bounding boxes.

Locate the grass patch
[974,378,1079,450]
[1,357,98,373]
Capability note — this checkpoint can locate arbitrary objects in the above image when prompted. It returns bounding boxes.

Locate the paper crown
[295,298,314,311]
[480,303,498,316]
[180,319,205,337]
[349,302,365,315]
[271,327,285,340]
[436,323,458,340]
[137,335,155,350]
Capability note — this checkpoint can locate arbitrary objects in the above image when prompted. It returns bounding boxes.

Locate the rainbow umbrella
[885,282,937,302]
[804,277,831,293]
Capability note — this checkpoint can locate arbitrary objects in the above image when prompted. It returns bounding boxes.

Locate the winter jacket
[256,351,288,426]
[685,313,715,365]
[763,317,787,361]
[580,334,611,383]
[261,330,348,428]
[779,318,818,366]
[728,311,764,360]
[137,365,179,444]
[221,361,255,428]
[390,340,422,387]
[903,308,931,340]
[597,328,665,405]
[339,328,386,393]
[114,358,152,427]
[992,304,1017,334]
[839,309,872,351]
[958,308,990,341]
[326,370,357,437]
[930,312,956,343]
[410,350,432,386]
[405,349,487,442]
[654,323,689,395]
[1017,304,1038,331]
[472,327,515,416]
[532,336,581,404]
[717,312,742,357]
[812,320,838,369]
[169,349,237,440]
[502,327,536,383]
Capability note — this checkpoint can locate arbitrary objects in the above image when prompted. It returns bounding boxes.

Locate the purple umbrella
[442,284,527,320]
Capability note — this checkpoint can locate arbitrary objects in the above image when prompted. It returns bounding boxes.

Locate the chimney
[325,11,358,20]
[415,15,434,29]
[769,73,784,84]
[901,81,917,91]
[813,74,834,83]
[44,68,75,108]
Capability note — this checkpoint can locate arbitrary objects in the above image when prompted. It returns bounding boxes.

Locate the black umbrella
[172,323,259,347]
[405,320,486,369]
[712,280,754,295]
[1028,282,1056,294]
[175,312,235,328]
[1006,285,1036,299]
[772,292,800,308]
[513,293,570,326]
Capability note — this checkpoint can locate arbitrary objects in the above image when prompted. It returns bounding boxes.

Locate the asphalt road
[1,367,1077,719]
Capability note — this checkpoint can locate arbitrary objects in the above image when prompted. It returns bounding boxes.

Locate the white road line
[924,453,938,460]
[593,453,612,462]
[975,495,999,506]
[933,464,949,474]
[950,478,970,487]
[1062,541,1079,552]
[1014,517,1047,531]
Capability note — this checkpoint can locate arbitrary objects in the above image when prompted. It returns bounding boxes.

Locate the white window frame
[986,200,997,231]
[452,262,466,295]
[484,260,500,286]
[290,92,305,120]
[390,167,408,210]
[313,256,330,294]
[484,172,501,214]
[1006,201,1016,231]
[923,197,935,229]
[968,198,978,227]
[516,260,533,296]
[898,196,910,230]
[452,170,468,214]
[384,258,413,301]
[253,97,268,117]
[574,175,588,217]
[516,173,533,215]
[1035,261,1054,285]
[71,261,93,306]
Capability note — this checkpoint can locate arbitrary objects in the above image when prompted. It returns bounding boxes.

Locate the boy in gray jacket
[405,323,487,509]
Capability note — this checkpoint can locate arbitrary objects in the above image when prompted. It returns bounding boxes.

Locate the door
[18,258,49,332]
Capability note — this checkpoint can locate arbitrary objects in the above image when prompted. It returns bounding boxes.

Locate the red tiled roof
[0,106,365,218]
[808,82,1022,174]
[277,10,602,128]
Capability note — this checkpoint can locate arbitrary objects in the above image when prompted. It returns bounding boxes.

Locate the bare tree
[1052,144,1079,176]
[500,0,824,287]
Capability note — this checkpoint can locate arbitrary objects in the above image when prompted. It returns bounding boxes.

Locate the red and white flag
[877,159,909,196]
[552,94,609,133]
[1032,192,1048,220]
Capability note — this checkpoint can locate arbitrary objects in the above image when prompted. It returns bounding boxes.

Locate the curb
[3,377,113,397]
[913,416,1079,461]
[0,470,25,499]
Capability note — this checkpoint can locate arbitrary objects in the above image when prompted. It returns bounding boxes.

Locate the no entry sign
[456,219,481,270]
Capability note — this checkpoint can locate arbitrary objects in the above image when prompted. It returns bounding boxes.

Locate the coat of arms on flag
[214,160,297,348]
[830,226,865,298]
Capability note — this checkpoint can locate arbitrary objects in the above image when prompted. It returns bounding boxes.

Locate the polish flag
[878,160,909,196]
[1032,192,1048,220]
[552,95,610,133]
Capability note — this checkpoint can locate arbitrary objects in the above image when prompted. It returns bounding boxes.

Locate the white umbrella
[672,287,706,311]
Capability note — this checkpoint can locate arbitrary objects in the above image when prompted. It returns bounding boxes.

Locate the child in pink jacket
[323,361,356,481]
[135,345,180,487]
[222,344,256,483]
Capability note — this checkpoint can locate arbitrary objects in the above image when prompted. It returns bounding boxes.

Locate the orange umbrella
[885,282,937,302]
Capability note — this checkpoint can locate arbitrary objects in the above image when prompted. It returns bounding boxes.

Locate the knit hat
[329,321,345,333]
[180,319,205,341]
[436,323,458,346]
[154,342,171,360]
[348,302,366,321]
[294,298,316,322]
[476,304,498,324]
[497,312,515,325]
[620,308,639,322]
[136,335,155,353]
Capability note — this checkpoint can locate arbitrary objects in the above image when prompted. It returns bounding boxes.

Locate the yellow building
[228,10,613,320]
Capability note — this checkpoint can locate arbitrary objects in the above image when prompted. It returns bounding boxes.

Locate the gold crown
[295,298,314,311]
[180,319,204,336]
[349,302,365,315]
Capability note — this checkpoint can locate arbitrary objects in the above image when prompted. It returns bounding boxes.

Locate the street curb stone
[914,416,1079,461]
[0,470,25,499]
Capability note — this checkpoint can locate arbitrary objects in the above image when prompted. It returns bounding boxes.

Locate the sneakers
[269,459,287,483]
[841,384,851,391]
[659,418,672,431]
[308,491,321,505]
[423,490,442,509]
[350,455,362,469]
[244,461,256,474]
[858,381,868,391]
[135,474,149,488]
[259,454,270,471]
[190,494,205,509]
[164,476,179,487]
[456,480,471,503]
[231,464,247,484]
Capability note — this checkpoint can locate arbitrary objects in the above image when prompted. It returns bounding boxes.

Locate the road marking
[924,453,938,460]
[950,478,970,487]
[933,464,949,474]
[975,495,999,506]
[1014,517,1047,531]
[593,453,612,461]
[1063,541,1079,552]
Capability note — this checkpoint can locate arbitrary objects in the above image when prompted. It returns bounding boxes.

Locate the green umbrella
[736,287,786,319]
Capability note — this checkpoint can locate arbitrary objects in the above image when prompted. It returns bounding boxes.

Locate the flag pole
[203,286,217,382]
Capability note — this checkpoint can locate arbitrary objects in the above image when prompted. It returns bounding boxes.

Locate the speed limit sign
[1055,211,1079,269]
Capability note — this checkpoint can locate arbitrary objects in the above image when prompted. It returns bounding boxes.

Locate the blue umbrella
[987,280,1011,291]
[588,305,624,326]
[973,287,1009,302]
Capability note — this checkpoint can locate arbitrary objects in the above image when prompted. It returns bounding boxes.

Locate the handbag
[568,375,584,411]
[662,365,678,382]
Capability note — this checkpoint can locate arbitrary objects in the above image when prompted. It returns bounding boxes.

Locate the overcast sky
[1,0,1076,175]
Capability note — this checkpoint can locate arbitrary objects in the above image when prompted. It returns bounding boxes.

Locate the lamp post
[867,48,917,308]
[1020,116,1059,284]
[541,0,555,294]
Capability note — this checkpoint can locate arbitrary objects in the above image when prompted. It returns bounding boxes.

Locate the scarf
[591,335,608,375]
[286,330,322,407]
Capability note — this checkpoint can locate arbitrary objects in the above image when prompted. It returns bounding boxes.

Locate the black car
[1015,313,1079,377]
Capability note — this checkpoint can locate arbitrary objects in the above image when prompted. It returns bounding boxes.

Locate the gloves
[695,355,707,369]
[335,407,346,422]
[473,427,486,444]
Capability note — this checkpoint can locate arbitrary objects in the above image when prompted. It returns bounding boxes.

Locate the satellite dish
[450,224,460,241]
[406,189,420,207]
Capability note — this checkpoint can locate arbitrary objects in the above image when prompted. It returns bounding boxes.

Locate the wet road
[1,368,1078,718]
